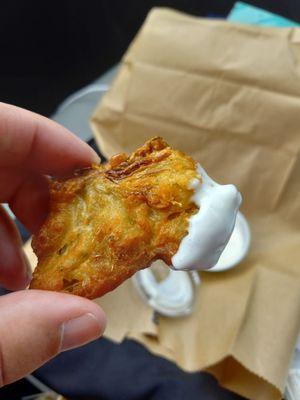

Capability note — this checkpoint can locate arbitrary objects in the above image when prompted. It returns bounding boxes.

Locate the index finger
[0,103,99,175]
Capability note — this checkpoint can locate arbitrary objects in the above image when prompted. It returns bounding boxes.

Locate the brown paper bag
[89,8,300,400]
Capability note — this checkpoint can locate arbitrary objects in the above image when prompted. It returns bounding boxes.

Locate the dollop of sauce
[171,164,242,270]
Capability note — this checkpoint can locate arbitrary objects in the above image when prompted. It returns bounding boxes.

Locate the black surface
[2,1,300,116]
[35,338,245,400]
[0,378,40,400]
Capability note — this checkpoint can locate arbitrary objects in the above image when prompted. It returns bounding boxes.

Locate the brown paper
[90,8,300,400]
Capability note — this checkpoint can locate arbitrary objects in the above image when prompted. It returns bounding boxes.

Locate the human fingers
[0,290,106,386]
[0,205,31,290]
[0,102,99,176]
[0,168,49,233]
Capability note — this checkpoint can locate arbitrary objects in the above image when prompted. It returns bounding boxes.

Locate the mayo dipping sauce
[172,164,242,271]
[209,211,251,272]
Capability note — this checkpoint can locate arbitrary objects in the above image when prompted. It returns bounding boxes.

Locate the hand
[0,102,106,386]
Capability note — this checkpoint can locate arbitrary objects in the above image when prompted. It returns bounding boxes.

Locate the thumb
[0,290,106,386]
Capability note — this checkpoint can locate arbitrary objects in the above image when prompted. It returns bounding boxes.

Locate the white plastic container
[208,211,251,272]
[132,261,200,317]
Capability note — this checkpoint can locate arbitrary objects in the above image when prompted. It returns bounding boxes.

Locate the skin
[0,102,106,386]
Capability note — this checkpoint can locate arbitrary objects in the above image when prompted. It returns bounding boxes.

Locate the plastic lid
[132,261,199,317]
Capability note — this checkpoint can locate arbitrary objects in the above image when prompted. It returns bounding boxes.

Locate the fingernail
[24,269,32,287]
[22,253,32,287]
[60,313,104,352]
[91,153,101,164]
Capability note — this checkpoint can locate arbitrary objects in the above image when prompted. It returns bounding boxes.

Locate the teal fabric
[228,2,299,27]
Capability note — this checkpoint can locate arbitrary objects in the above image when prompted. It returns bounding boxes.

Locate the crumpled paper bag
[88,8,300,400]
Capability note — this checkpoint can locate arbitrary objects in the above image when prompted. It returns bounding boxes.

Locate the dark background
[1,0,300,117]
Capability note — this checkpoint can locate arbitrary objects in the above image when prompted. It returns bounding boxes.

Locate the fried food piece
[30,137,199,299]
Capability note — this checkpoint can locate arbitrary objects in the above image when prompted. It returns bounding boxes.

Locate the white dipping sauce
[171,164,242,271]
[217,225,244,266]
[209,211,250,272]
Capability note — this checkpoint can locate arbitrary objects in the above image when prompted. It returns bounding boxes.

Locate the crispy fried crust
[30,137,199,299]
